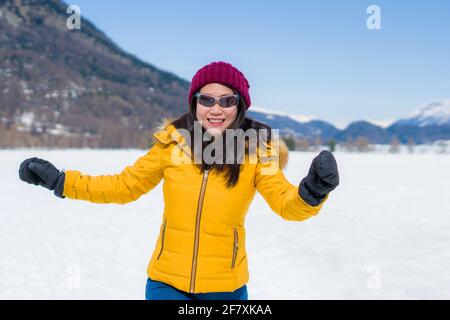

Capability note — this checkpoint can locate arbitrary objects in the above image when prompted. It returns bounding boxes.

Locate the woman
[18,61,339,300]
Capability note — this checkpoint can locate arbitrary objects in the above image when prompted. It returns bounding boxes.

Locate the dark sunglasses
[194,92,240,108]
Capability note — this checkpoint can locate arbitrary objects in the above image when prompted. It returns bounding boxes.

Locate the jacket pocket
[231,227,239,269]
[157,219,167,260]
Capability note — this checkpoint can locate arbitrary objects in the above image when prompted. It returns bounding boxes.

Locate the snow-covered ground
[1,149,449,299]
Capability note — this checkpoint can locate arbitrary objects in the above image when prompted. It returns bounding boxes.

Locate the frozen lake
[1,149,449,299]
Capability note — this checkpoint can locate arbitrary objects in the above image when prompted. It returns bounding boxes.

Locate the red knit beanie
[188,61,251,109]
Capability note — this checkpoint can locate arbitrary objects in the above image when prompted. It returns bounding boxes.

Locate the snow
[1,149,450,299]
[365,118,396,128]
[402,99,450,127]
[251,106,314,123]
[19,112,35,127]
[47,124,70,136]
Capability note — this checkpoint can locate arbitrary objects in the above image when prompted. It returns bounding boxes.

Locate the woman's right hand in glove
[18,157,66,198]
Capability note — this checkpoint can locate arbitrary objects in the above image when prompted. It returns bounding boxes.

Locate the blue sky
[71,0,450,128]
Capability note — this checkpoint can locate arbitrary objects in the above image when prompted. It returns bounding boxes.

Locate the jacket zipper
[189,169,210,293]
[231,227,239,269]
[157,218,167,260]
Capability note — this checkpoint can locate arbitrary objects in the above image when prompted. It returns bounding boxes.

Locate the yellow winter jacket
[63,121,328,293]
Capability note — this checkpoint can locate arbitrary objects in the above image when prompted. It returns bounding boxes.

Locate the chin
[205,127,224,136]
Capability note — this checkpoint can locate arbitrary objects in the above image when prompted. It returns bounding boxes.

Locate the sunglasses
[194,92,240,108]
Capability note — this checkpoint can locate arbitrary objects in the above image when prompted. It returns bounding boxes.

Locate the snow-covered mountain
[0,0,189,148]
[386,100,450,143]
[247,107,340,142]
[249,100,450,144]
[249,106,314,123]
[393,100,450,127]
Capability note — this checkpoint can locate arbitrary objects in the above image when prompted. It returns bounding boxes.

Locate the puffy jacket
[62,121,328,293]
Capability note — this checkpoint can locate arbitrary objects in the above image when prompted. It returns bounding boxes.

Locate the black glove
[299,150,339,206]
[19,157,65,198]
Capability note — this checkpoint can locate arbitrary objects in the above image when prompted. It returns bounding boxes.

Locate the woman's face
[196,83,238,136]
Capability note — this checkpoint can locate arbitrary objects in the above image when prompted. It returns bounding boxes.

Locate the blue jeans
[145,277,248,300]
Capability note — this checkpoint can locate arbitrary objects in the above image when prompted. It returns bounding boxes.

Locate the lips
[207,118,225,127]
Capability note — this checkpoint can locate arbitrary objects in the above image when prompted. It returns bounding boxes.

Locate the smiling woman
[18,61,339,300]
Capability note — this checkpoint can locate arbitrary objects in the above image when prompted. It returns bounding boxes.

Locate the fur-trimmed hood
[152,117,289,169]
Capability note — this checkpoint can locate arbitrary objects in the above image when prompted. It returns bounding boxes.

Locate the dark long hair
[171,92,273,188]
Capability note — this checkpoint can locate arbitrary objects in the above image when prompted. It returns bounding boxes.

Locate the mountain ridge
[0,0,189,148]
[249,100,450,144]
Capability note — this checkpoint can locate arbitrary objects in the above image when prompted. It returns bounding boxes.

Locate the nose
[209,103,224,115]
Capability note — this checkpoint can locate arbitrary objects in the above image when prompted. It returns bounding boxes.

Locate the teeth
[209,119,224,123]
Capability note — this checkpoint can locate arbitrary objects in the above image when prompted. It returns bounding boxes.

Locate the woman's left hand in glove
[298,150,339,206]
